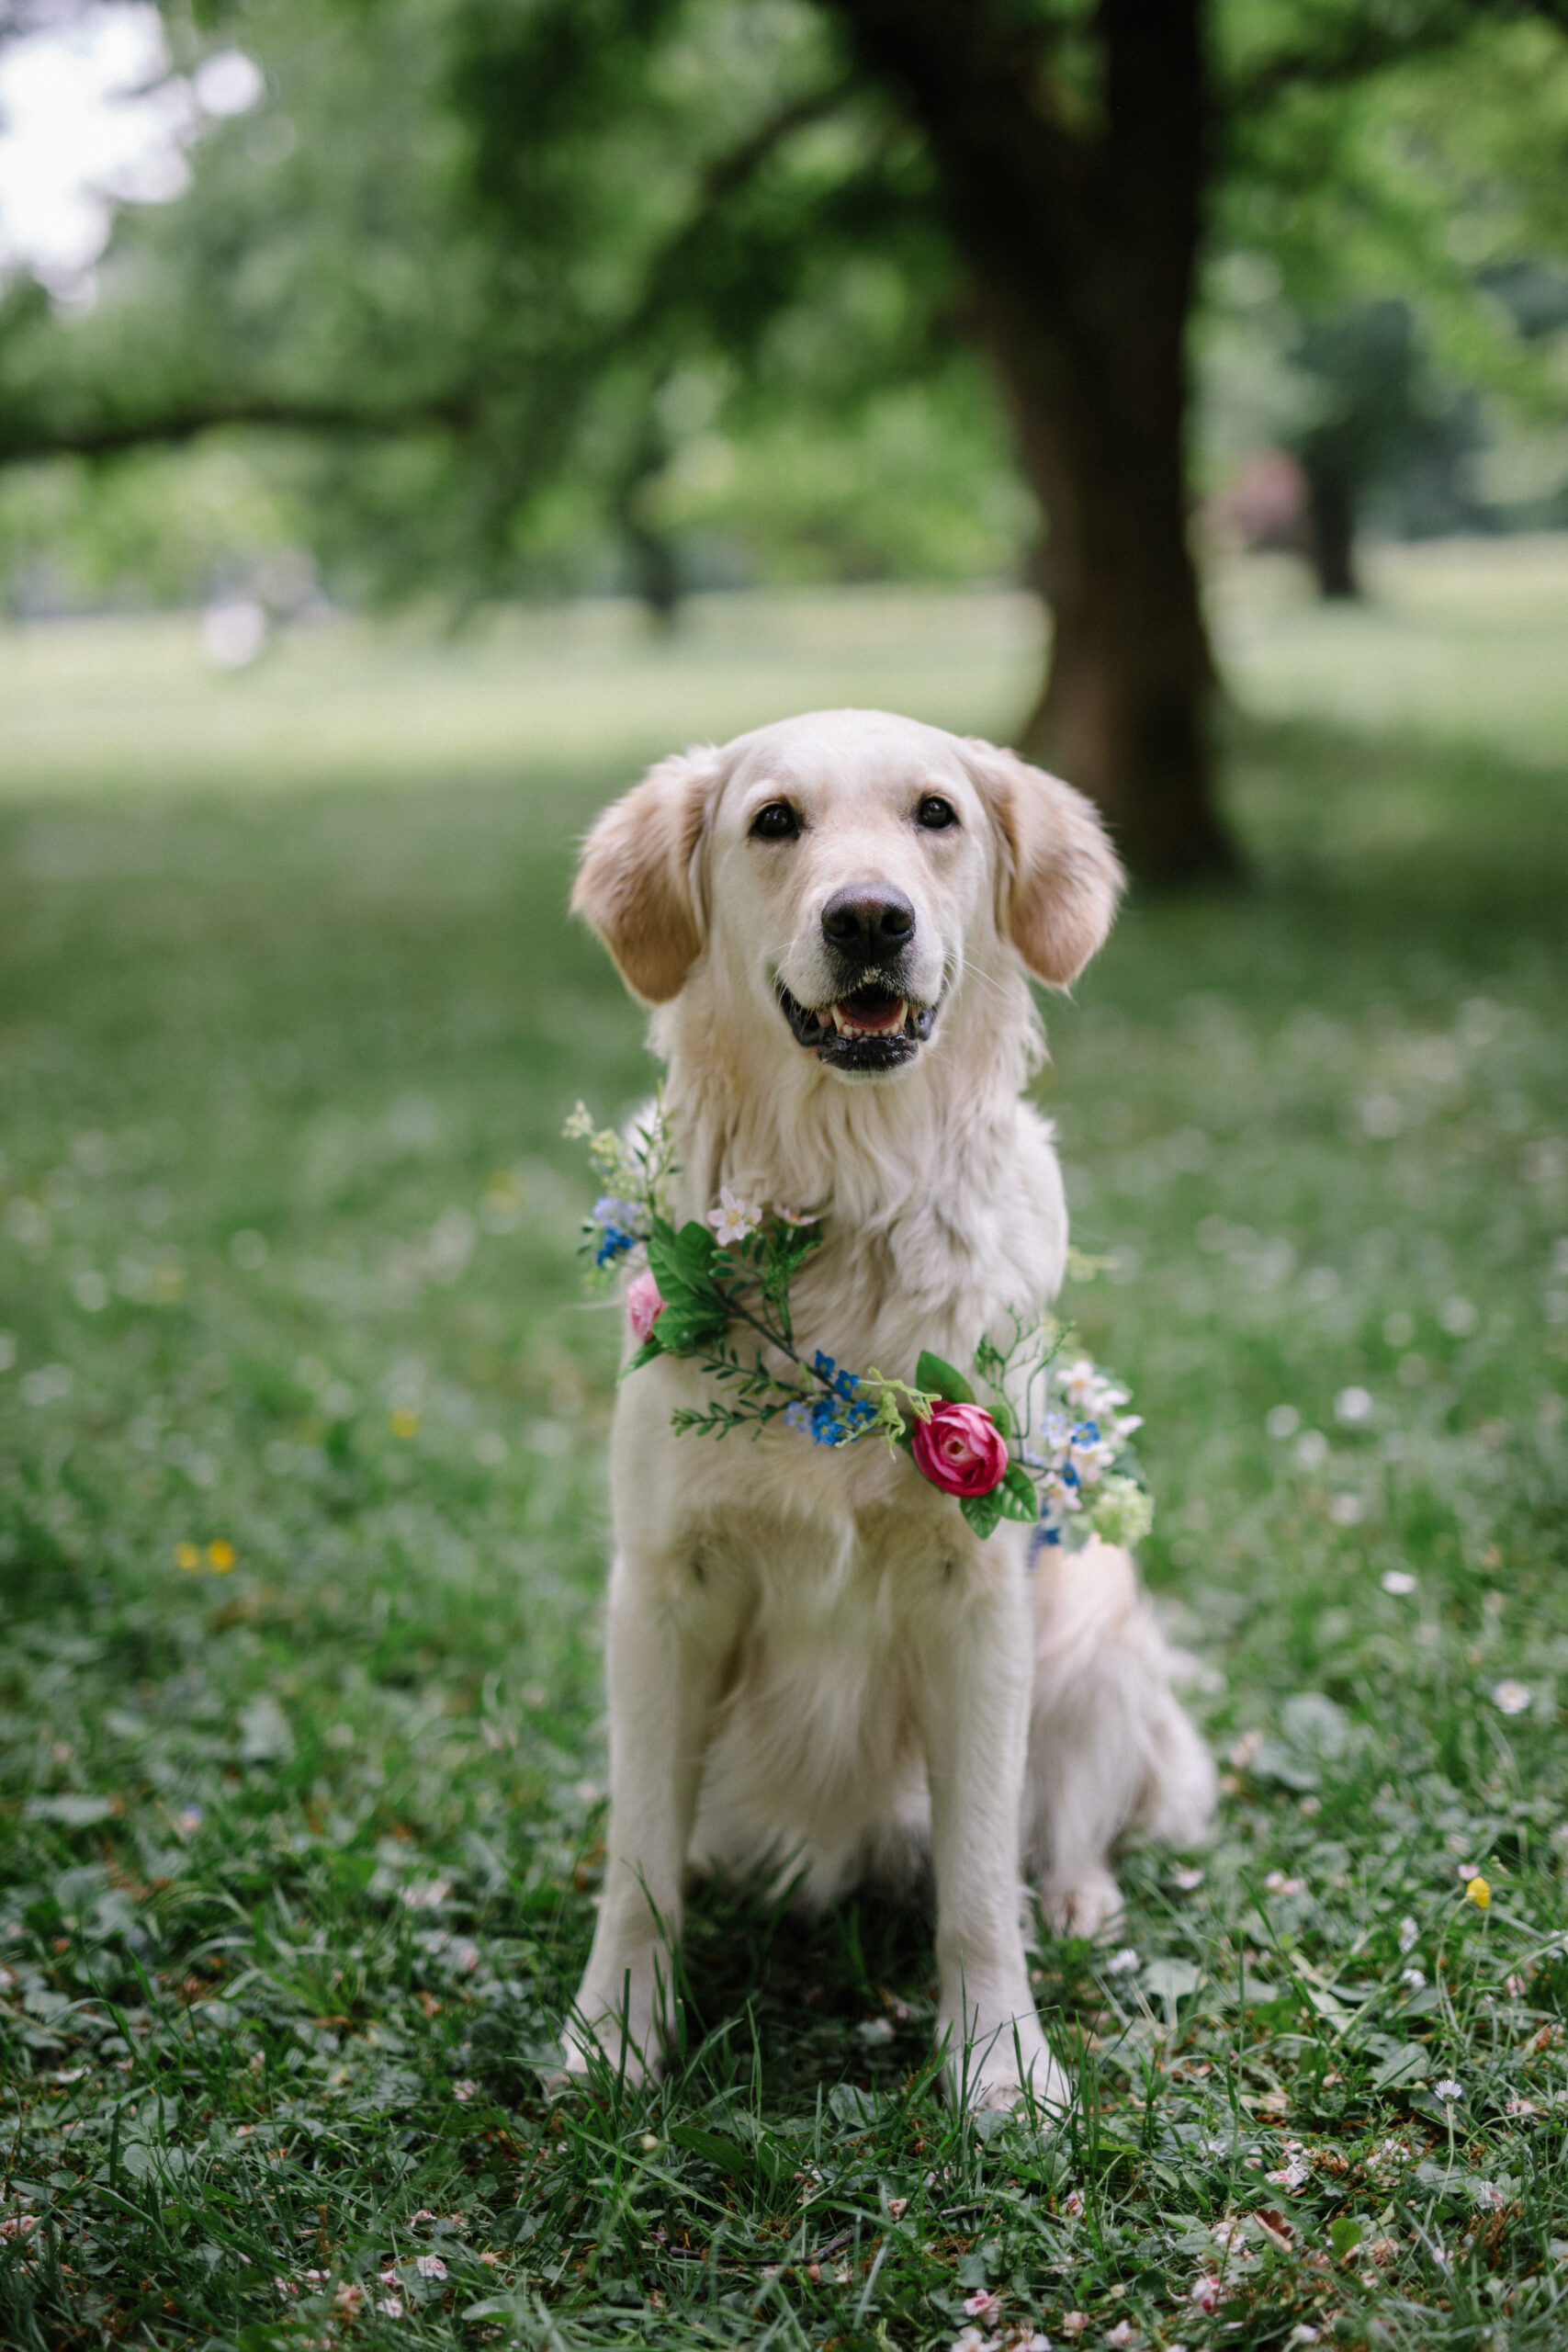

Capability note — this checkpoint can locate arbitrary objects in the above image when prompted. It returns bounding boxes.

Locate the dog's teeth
[829,1003,846,1035]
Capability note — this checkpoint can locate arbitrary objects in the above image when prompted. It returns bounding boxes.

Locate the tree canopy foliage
[2,0,1566,870]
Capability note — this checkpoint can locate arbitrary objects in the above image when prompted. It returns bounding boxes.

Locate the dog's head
[572,710,1122,1081]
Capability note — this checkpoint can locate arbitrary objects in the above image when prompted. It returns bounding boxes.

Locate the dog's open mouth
[778,983,938,1069]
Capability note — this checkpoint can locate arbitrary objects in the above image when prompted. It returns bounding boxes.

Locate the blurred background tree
[1,0,1566,877]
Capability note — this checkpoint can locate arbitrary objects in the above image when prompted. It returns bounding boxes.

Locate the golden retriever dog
[567,708,1213,2109]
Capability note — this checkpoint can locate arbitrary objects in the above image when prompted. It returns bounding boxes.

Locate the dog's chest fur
[609,1048,1066,1902]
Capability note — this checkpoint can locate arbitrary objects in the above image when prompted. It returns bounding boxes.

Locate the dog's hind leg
[1021,1537,1214,1939]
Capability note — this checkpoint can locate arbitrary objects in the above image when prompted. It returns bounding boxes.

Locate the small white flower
[1171,1864,1204,1891]
[949,2331,991,2352]
[378,2296,405,2318]
[1398,1915,1419,1952]
[1105,1947,1140,1976]
[1335,1385,1375,1426]
[415,2254,447,2278]
[1435,2078,1463,2103]
[775,1204,819,1227]
[401,1879,450,1911]
[1190,2275,1223,2312]
[886,2196,908,2221]
[1058,1359,1106,1412]
[1382,1570,1416,1595]
[1105,2324,1133,2347]
[1265,2158,1310,2189]
[1063,2188,1086,2219]
[1493,1679,1531,1716]
[707,1186,763,1246]
[452,2078,478,2101]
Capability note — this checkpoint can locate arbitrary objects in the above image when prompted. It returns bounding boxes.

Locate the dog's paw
[939,2014,1069,2119]
[557,2020,655,2088]
[1038,1866,1124,1941]
[964,2046,1071,2118]
[562,1962,667,2087]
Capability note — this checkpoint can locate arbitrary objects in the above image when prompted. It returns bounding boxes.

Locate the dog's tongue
[831,986,906,1037]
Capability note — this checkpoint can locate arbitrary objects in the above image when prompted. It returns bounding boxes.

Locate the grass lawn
[1,545,1566,2351]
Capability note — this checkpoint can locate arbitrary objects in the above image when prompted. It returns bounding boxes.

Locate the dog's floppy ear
[571,749,721,1003]
[962,740,1124,989]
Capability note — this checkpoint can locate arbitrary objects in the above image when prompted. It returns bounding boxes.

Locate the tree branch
[0,390,478,469]
[0,78,852,478]
[619,73,859,343]
[1230,0,1567,112]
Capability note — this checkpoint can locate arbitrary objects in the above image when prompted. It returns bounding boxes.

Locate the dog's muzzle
[777,981,939,1071]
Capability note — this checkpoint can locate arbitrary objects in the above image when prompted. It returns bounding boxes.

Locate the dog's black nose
[820,884,916,964]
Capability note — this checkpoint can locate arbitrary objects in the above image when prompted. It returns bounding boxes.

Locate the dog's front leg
[566,1546,743,2083]
[917,1550,1067,2113]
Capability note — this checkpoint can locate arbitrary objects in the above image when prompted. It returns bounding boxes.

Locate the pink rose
[910,1400,1010,1498]
[626,1267,664,1346]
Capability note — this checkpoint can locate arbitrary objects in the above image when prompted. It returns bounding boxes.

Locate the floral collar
[567,1101,1150,1547]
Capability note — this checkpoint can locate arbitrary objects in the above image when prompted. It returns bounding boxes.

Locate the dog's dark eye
[916,795,957,831]
[750,801,800,842]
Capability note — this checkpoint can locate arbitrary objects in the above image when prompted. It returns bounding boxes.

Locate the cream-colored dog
[567,708,1213,2110]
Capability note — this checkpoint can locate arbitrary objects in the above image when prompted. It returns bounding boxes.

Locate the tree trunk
[988,298,1226,881]
[824,0,1238,884]
[1303,457,1359,599]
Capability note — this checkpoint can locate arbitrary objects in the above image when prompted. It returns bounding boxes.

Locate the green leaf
[24,1793,115,1826]
[916,1350,975,1405]
[625,1333,664,1371]
[960,1485,1007,1540]
[987,1395,1016,1441]
[653,1318,727,1358]
[667,2124,756,2180]
[1143,1957,1201,2002]
[1371,2041,1429,2090]
[672,1218,720,1289]
[647,1217,722,1310]
[998,1461,1038,1521]
[1329,2217,1364,2260]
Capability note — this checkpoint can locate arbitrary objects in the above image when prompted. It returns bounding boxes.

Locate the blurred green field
[1,548,1566,2350]
[3,536,1567,800]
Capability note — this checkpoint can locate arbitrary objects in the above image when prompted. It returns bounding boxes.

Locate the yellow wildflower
[389,1408,420,1440]
[174,1542,201,1572]
[1464,1875,1490,1910]
[207,1539,235,1573]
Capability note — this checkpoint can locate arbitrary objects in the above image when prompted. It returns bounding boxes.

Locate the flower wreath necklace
[567,1097,1151,1547]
